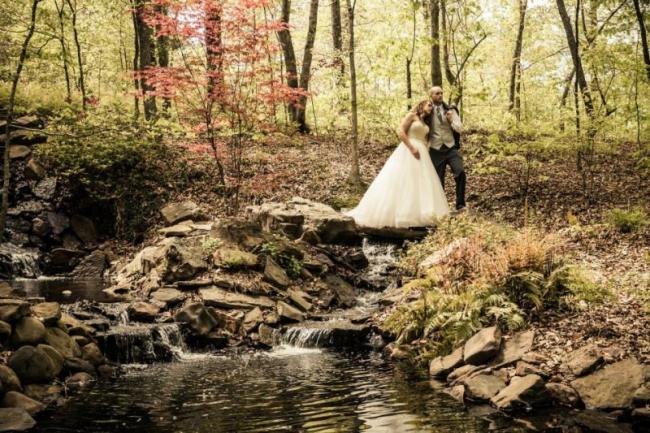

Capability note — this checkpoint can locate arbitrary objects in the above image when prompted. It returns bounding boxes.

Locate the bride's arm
[396,113,420,159]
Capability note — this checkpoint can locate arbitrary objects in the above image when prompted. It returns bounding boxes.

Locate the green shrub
[606,207,649,233]
[258,241,303,278]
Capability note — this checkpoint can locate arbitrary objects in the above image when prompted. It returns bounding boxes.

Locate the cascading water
[0,243,40,279]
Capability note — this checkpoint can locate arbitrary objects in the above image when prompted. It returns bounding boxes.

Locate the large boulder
[214,247,258,269]
[490,374,549,411]
[23,383,63,405]
[247,197,359,244]
[545,383,580,407]
[158,241,208,282]
[243,307,263,333]
[1,391,45,416]
[287,289,312,312]
[571,358,648,410]
[262,256,290,288]
[81,343,105,366]
[65,372,95,391]
[276,301,305,323]
[161,201,203,225]
[150,288,185,307]
[11,317,46,346]
[0,408,36,432]
[0,320,10,342]
[430,346,464,377]
[323,274,356,307]
[30,302,61,326]
[463,326,502,365]
[463,373,506,402]
[127,302,160,322]
[490,330,534,367]
[199,287,274,310]
[0,299,30,323]
[8,345,58,384]
[174,303,218,336]
[36,344,64,377]
[43,326,82,359]
[0,365,22,392]
[564,343,604,377]
[71,250,108,279]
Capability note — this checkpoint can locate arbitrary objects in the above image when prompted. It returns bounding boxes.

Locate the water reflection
[6,278,110,303]
[34,350,491,433]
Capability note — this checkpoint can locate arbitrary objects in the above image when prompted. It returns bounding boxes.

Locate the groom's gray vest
[427,102,461,150]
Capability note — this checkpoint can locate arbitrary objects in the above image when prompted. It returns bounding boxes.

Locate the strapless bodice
[408,119,429,143]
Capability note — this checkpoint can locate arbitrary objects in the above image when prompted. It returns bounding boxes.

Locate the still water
[33,348,497,433]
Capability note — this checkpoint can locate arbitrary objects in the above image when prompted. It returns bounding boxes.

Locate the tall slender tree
[345,0,360,186]
[134,0,157,120]
[632,0,650,81]
[430,0,442,86]
[331,0,345,83]
[65,0,87,110]
[1,0,42,240]
[53,0,72,102]
[508,0,527,121]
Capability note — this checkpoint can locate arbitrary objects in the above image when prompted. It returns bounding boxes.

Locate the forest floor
[170,130,650,364]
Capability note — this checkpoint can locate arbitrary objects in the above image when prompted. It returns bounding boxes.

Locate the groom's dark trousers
[429,146,466,210]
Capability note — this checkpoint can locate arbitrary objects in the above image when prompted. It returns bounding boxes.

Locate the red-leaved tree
[137,0,308,208]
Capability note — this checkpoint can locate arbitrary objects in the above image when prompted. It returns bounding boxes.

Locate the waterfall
[279,327,334,348]
[360,238,399,289]
[98,322,187,364]
[0,243,40,279]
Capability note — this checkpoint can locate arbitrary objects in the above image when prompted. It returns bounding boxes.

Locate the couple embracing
[347,86,466,229]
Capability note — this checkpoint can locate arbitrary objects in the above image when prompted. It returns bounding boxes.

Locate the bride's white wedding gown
[346,118,450,228]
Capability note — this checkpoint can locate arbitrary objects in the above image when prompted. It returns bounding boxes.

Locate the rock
[174,303,218,336]
[448,364,484,384]
[287,289,312,312]
[214,247,258,269]
[418,238,469,273]
[0,365,22,392]
[158,242,208,282]
[0,299,30,323]
[514,361,548,378]
[24,159,46,180]
[8,345,58,384]
[633,385,650,406]
[71,335,90,347]
[59,313,95,337]
[631,407,650,424]
[463,374,506,402]
[463,326,501,365]
[446,384,466,404]
[491,330,534,367]
[71,250,108,279]
[12,115,41,129]
[521,352,550,365]
[545,383,580,407]
[30,302,61,326]
[161,201,203,225]
[48,248,84,270]
[276,301,305,323]
[121,245,161,277]
[81,343,104,366]
[65,372,95,391]
[36,344,64,377]
[490,374,549,411]
[199,287,274,309]
[571,358,647,410]
[0,408,36,432]
[430,346,465,378]
[32,177,57,200]
[247,197,359,243]
[150,288,185,307]
[47,212,69,235]
[62,357,95,376]
[263,256,290,287]
[43,326,82,359]
[0,320,10,342]
[573,410,634,433]
[243,307,263,333]
[9,145,31,159]
[564,343,604,377]
[258,324,275,347]
[1,391,45,416]
[11,317,44,348]
[205,307,241,334]
[23,383,63,405]
[127,302,160,322]
[158,222,194,237]
[31,217,50,236]
[323,274,356,307]
[97,364,115,379]
[69,214,97,245]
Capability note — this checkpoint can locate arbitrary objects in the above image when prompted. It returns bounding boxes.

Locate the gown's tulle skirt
[346,139,450,228]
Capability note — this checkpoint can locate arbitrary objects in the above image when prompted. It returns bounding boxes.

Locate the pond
[32,348,500,433]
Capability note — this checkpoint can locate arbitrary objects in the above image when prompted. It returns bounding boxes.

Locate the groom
[427,86,466,211]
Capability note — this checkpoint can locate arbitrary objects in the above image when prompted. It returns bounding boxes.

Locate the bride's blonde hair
[410,99,432,121]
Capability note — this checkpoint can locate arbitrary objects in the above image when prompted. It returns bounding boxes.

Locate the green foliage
[605,207,649,233]
[201,237,222,256]
[384,216,609,359]
[36,105,193,240]
[258,241,303,278]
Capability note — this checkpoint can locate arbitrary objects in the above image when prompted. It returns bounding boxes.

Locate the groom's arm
[447,108,463,133]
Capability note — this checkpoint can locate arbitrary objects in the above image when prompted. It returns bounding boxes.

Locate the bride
[346,100,450,228]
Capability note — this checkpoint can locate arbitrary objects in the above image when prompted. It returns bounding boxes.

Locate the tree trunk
[331,0,345,82]
[1,0,41,240]
[632,0,650,82]
[130,0,140,119]
[156,4,171,114]
[508,0,527,121]
[54,0,72,102]
[65,0,86,110]
[277,0,300,127]
[407,3,417,108]
[134,0,157,120]
[345,0,360,186]
[430,0,442,86]
[205,2,223,100]
[294,0,319,133]
[556,0,594,117]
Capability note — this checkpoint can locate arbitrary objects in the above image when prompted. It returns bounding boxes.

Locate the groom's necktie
[436,106,443,123]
